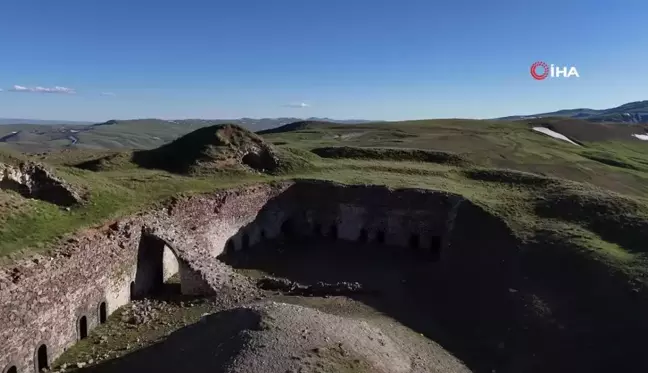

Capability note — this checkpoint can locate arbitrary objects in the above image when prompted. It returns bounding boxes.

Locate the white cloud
[8,85,76,94]
[100,92,116,96]
[284,102,310,108]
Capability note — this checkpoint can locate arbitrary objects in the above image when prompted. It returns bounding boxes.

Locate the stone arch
[34,342,48,372]
[134,232,181,297]
[2,363,17,373]
[98,301,107,324]
[78,314,89,340]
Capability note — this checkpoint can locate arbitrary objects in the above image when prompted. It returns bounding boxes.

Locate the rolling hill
[499,100,648,124]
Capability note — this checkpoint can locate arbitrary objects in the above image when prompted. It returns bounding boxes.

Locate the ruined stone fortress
[1,179,509,373]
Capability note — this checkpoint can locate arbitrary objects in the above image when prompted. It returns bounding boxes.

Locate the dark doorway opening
[358,228,368,243]
[409,233,421,254]
[281,219,294,238]
[79,316,88,340]
[134,233,168,298]
[242,233,250,250]
[5,366,16,373]
[329,224,338,240]
[36,344,48,372]
[99,302,107,324]
[429,236,441,262]
[376,230,386,244]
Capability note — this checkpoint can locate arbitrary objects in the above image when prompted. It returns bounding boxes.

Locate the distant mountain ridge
[0,117,375,128]
[498,100,648,124]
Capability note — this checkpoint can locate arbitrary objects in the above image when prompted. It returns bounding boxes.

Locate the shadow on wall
[214,190,596,373]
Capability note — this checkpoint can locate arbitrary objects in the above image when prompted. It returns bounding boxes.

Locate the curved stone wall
[0,180,495,372]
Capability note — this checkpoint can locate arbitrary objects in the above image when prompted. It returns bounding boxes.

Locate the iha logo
[530,61,580,80]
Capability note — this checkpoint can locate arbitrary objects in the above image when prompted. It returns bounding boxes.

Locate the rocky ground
[52,241,472,373]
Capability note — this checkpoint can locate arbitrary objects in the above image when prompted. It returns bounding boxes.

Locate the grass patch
[463,168,557,186]
[311,146,469,166]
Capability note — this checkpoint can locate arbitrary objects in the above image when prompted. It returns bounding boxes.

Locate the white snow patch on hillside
[632,134,648,141]
[532,127,580,146]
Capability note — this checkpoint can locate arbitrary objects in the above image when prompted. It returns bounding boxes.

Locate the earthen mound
[311,146,469,166]
[0,161,82,206]
[81,301,469,373]
[132,124,280,174]
[257,120,337,135]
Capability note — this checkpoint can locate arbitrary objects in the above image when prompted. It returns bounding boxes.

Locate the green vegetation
[1,118,647,286]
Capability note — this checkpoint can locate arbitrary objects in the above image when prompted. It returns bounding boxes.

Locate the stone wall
[0,180,467,372]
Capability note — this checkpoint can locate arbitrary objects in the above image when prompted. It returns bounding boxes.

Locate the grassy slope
[1,118,647,285]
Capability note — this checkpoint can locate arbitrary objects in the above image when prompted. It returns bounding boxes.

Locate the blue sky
[0,0,646,121]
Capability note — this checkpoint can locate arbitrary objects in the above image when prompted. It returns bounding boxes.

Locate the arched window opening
[78,316,88,340]
[329,224,338,240]
[281,219,294,238]
[358,228,368,243]
[99,302,107,324]
[36,344,48,372]
[409,233,421,253]
[226,239,235,253]
[4,366,17,373]
[376,230,386,244]
[313,223,322,236]
[429,236,442,262]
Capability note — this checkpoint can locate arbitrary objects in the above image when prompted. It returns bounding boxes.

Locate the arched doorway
[36,344,48,372]
[99,302,107,324]
[78,315,88,340]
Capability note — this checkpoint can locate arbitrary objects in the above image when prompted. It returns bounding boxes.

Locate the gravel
[76,301,470,373]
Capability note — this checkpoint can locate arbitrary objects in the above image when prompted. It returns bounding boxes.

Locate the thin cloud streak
[8,85,76,94]
[284,102,310,108]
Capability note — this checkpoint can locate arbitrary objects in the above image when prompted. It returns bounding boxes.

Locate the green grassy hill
[1,118,647,293]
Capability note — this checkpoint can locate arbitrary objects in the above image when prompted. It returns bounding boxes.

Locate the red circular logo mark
[530,61,549,80]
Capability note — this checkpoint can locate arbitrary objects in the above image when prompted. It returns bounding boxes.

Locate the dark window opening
[99,302,107,324]
[37,344,48,372]
[79,316,88,340]
[409,233,421,253]
[358,228,368,243]
[429,236,442,262]
[5,366,17,373]
[226,239,235,253]
[129,281,135,301]
[281,219,294,237]
[242,233,250,249]
[329,224,338,240]
[376,230,386,244]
